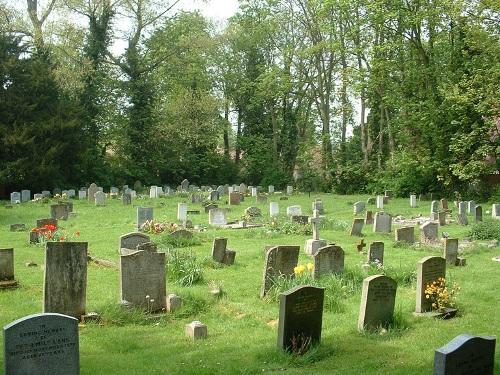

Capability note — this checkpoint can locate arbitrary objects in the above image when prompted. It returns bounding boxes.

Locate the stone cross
[308,209,321,240]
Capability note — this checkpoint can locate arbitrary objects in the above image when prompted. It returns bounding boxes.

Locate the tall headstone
[251,187,257,197]
[376,195,384,209]
[208,208,227,226]
[268,185,274,194]
[0,248,17,288]
[177,203,188,222]
[305,210,327,255]
[368,242,384,264]
[458,201,467,215]
[94,191,105,206]
[122,193,132,205]
[3,313,80,375]
[468,201,476,215]
[415,256,446,313]
[492,204,500,219]
[181,179,189,192]
[136,207,153,229]
[211,237,228,263]
[357,275,397,331]
[438,211,446,226]
[421,221,438,242]
[44,242,87,319]
[277,286,324,353]
[433,334,496,375]
[313,245,344,278]
[410,194,417,208]
[475,205,482,223]
[373,212,391,233]
[353,201,365,215]
[260,246,299,298]
[443,238,459,266]
[270,202,280,217]
[21,189,31,202]
[395,226,415,243]
[87,183,98,203]
[350,218,364,236]
[78,190,86,200]
[431,201,439,220]
[149,186,158,199]
[119,232,150,256]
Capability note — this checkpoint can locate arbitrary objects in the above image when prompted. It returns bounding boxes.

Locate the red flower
[44,224,56,231]
[59,236,65,241]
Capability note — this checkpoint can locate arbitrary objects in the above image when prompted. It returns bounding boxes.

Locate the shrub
[165,249,203,286]
[468,220,500,240]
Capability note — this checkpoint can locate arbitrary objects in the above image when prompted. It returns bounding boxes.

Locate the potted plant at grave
[424,277,460,319]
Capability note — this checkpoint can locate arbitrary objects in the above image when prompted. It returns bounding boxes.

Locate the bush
[165,249,203,286]
[468,220,500,240]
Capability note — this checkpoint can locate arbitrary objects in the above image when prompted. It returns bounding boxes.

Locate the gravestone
[110,187,119,195]
[87,183,98,202]
[51,204,69,220]
[42,191,51,198]
[209,190,219,201]
[120,250,166,312]
[3,313,80,375]
[0,248,17,289]
[475,205,482,222]
[33,193,43,200]
[260,246,300,298]
[268,185,274,194]
[433,334,496,375]
[119,232,150,256]
[305,209,327,255]
[10,192,20,204]
[156,186,163,197]
[256,195,268,204]
[410,194,417,208]
[211,237,235,265]
[122,193,132,205]
[441,198,448,210]
[431,201,439,220]
[438,211,447,226]
[457,212,468,225]
[443,238,459,266]
[368,242,384,264]
[492,204,500,219]
[270,202,279,217]
[78,190,86,200]
[229,192,241,205]
[136,207,153,229]
[353,201,365,215]
[177,203,188,222]
[44,242,87,319]
[94,191,105,206]
[169,229,193,239]
[21,189,31,202]
[395,226,415,243]
[458,201,467,215]
[251,187,257,197]
[286,205,302,216]
[350,218,364,236]
[376,195,384,209]
[228,186,234,195]
[415,256,446,313]
[181,179,189,191]
[358,275,397,331]
[365,211,374,225]
[313,245,344,278]
[373,212,391,233]
[209,208,227,226]
[37,218,57,228]
[185,321,207,340]
[204,203,218,213]
[468,200,476,215]
[239,183,247,194]
[133,180,142,191]
[191,193,202,203]
[149,186,158,199]
[286,185,293,195]
[312,200,324,214]
[277,286,324,353]
[421,221,438,242]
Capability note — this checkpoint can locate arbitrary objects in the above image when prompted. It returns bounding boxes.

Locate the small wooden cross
[356,239,366,252]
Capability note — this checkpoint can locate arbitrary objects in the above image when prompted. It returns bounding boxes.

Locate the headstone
[110,187,119,195]
[373,212,391,233]
[166,294,182,313]
[350,218,364,236]
[457,212,468,225]
[313,245,344,278]
[458,201,467,215]
[268,185,274,194]
[181,179,189,191]
[421,221,438,242]
[156,186,163,197]
[204,203,218,213]
[475,205,482,222]
[21,189,31,202]
[44,242,87,319]
[438,211,447,226]
[33,193,43,200]
[191,193,202,203]
[211,237,227,263]
[492,204,500,219]
[395,226,415,243]
[78,190,86,200]
[440,198,448,210]
[365,210,374,225]
[357,275,397,331]
[37,218,57,228]
[42,191,51,198]
[209,208,227,226]
[468,200,476,215]
[209,190,219,201]
[119,233,151,255]
[229,192,241,205]
[87,183,98,202]
[3,313,80,375]
[177,203,188,222]
[0,248,17,289]
[149,186,158,199]
[185,321,207,340]
[51,204,69,220]
[10,192,20,204]
[256,195,268,204]
[286,205,302,216]
[94,191,105,206]
[277,286,324,353]
[136,207,153,229]
[53,188,62,195]
[443,238,459,266]
[410,194,417,208]
[415,256,446,313]
[133,180,142,191]
[353,201,365,215]
[251,187,257,197]
[260,246,300,298]
[368,242,384,264]
[120,250,166,311]
[433,334,496,375]
[376,195,384,209]
[305,209,327,255]
[431,200,439,220]
[239,183,247,194]
[122,193,132,205]
[270,202,279,217]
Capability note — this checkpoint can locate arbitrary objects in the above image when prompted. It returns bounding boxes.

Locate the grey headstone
[415,256,446,313]
[368,242,384,264]
[87,183,98,203]
[313,245,344,278]
[475,205,482,223]
[421,221,438,242]
[21,190,31,202]
[137,207,153,229]
[438,211,446,226]
[78,190,86,200]
[94,191,105,206]
[204,203,218,213]
[443,238,459,266]
[177,203,188,222]
[122,193,132,205]
[373,212,391,233]
[353,201,365,214]
[260,246,299,298]
[181,179,189,191]
[395,226,415,243]
[209,208,227,226]
[212,237,227,263]
[0,248,15,281]
[358,275,397,331]
[350,218,364,236]
[10,192,20,204]
[119,232,150,255]
[50,204,69,220]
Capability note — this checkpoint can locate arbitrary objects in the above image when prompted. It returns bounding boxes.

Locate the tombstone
[181,179,189,191]
[170,229,193,239]
[277,286,324,353]
[350,218,364,236]
[156,186,163,197]
[229,192,241,205]
[268,185,274,194]
[87,183,98,202]
[120,250,166,312]
[260,246,300,298]
[44,242,87,319]
[373,212,391,233]
[376,195,384,209]
[358,275,397,331]
[0,248,17,289]
[133,180,142,191]
[136,207,153,229]
[191,193,202,203]
[269,202,280,217]
[468,200,476,215]
[251,187,257,197]
[368,242,384,264]
[94,191,105,206]
[433,334,496,375]
[492,204,500,219]
[42,190,51,198]
[51,204,69,220]
[3,313,80,375]
[33,193,43,200]
[353,201,365,215]
[443,238,459,266]
[149,186,158,199]
[204,203,218,213]
[209,208,227,226]
[177,203,188,222]
[421,221,438,242]
[312,200,324,214]
[211,237,236,265]
[292,215,309,225]
[313,245,344,278]
[438,211,447,226]
[239,183,247,194]
[366,197,376,205]
[305,210,327,255]
[10,192,20,204]
[286,205,302,216]
[209,190,219,201]
[122,193,132,205]
[256,195,268,204]
[475,205,482,223]
[119,232,150,256]
[78,190,86,200]
[415,256,446,313]
[21,189,31,202]
[431,200,439,220]
[185,321,207,340]
[166,294,182,312]
[216,185,224,196]
[395,226,415,243]
[410,194,417,208]
[37,218,57,228]
[53,188,62,195]
[365,210,374,225]
[458,201,467,215]
[457,212,468,225]
[440,198,448,210]
[110,187,119,195]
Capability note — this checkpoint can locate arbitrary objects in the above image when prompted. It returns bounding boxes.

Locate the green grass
[1,194,499,374]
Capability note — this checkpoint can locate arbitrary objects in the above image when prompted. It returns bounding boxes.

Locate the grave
[357,275,397,331]
[353,201,365,214]
[350,218,364,236]
[286,185,293,195]
[365,210,374,225]
[269,202,279,217]
[204,203,218,213]
[475,205,482,222]
[185,321,207,340]
[177,203,188,222]
[415,256,446,313]
[260,246,300,298]
[211,237,236,265]
[312,199,324,214]
[209,208,227,226]
[268,185,274,194]
[492,204,500,219]
[313,245,344,278]
[209,190,220,201]
[229,192,241,205]
[94,191,105,206]
[368,242,384,264]
[438,211,446,226]
[395,226,415,243]
[376,195,384,209]
[431,201,439,220]
[256,195,268,204]
[0,248,18,289]
[421,221,438,242]
[21,189,31,202]
[136,207,153,229]
[10,192,20,204]
[443,238,459,266]
[122,193,132,205]
[181,179,189,191]
[119,232,150,256]
[149,186,158,198]
[169,229,193,239]
[286,205,302,216]
[10,223,25,232]
[410,194,417,208]
[51,204,69,220]
[440,198,448,210]
[87,183,98,202]
[373,212,391,233]
[305,209,327,255]
[468,200,476,215]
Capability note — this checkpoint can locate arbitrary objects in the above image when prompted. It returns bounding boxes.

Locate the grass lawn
[0,193,499,374]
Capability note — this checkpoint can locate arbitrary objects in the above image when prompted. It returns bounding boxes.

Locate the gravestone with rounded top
[353,201,365,215]
[313,245,344,279]
[94,191,105,206]
[260,246,299,298]
[209,208,227,226]
[358,275,397,331]
[10,192,21,204]
[119,232,150,256]
[87,183,98,202]
[415,256,446,313]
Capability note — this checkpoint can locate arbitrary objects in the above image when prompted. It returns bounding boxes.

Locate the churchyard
[1,186,499,374]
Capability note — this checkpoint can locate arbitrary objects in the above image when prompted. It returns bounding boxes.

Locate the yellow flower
[294,265,306,275]
[306,263,314,271]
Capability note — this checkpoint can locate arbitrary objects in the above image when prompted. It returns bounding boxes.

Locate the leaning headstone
[0,248,17,289]
[421,221,438,242]
[286,205,302,216]
[368,242,384,264]
[313,245,344,278]
[94,191,105,206]
[358,275,397,331]
[136,207,153,229]
[270,202,280,217]
[395,226,415,243]
[3,313,80,375]
[120,250,166,312]
[260,246,300,298]
[10,192,20,204]
[376,195,384,209]
[87,183,98,202]
[433,334,496,375]
[410,194,417,208]
[44,242,87,319]
[475,205,482,223]
[365,211,374,225]
[229,192,241,205]
[353,201,365,215]
[350,218,364,236]
[373,212,391,233]
[21,189,31,202]
[119,232,150,255]
[415,256,446,313]
[209,208,227,226]
[177,203,188,222]
[51,204,69,220]
[305,210,327,255]
[443,238,459,266]
[277,285,324,353]
[204,203,218,213]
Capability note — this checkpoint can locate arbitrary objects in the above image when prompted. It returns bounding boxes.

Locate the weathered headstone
[87,183,98,203]
[376,195,384,209]
[431,200,439,220]
[395,226,415,243]
[365,210,374,225]
[305,209,327,255]
[368,241,384,264]
[3,313,80,375]
[136,207,153,229]
[44,242,87,319]
[181,179,189,191]
[21,189,31,202]
[458,201,467,215]
[350,218,364,236]
[358,275,397,331]
[122,193,132,205]
[468,200,476,215]
[421,221,438,242]
[78,190,86,200]
[251,187,257,197]
[119,232,150,255]
[260,246,299,298]
[10,192,20,204]
[0,248,17,289]
[229,192,241,205]
[443,238,459,266]
[51,204,69,220]
[191,193,202,203]
[440,198,448,210]
[410,194,417,208]
[353,201,365,215]
[373,212,391,233]
[313,245,344,278]
[212,237,227,263]
[277,286,324,353]
[209,208,227,226]
[433,334,496,375]
[239,183,247,194]
[94,191,105,206]
[286,205,302,216]
[185,321,207,340]
[120,250,166,312]
[457,212,468,225]
[268,185,274,194]
[209,190,219,201]
[492,204,500,219]
[438,211,447,226]
[149,186,158,199]
[177,203,188,222]
[475,205,482,223]
[270,202,279,217]
[415,256,446,313]
[286,185,293,195]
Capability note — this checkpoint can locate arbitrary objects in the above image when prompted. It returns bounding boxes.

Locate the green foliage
[266,216,311,236]
[468,220,500,240]
[165,248,204,286]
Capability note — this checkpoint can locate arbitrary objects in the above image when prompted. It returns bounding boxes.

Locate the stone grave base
[304,239,327,255]
[413,308,457,320]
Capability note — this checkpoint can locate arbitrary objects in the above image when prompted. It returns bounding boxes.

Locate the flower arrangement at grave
[140,220,179,235]
[424,277,460,312]
[265,217,311,236]
[53,193,69,204]
[31,224,80,245]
